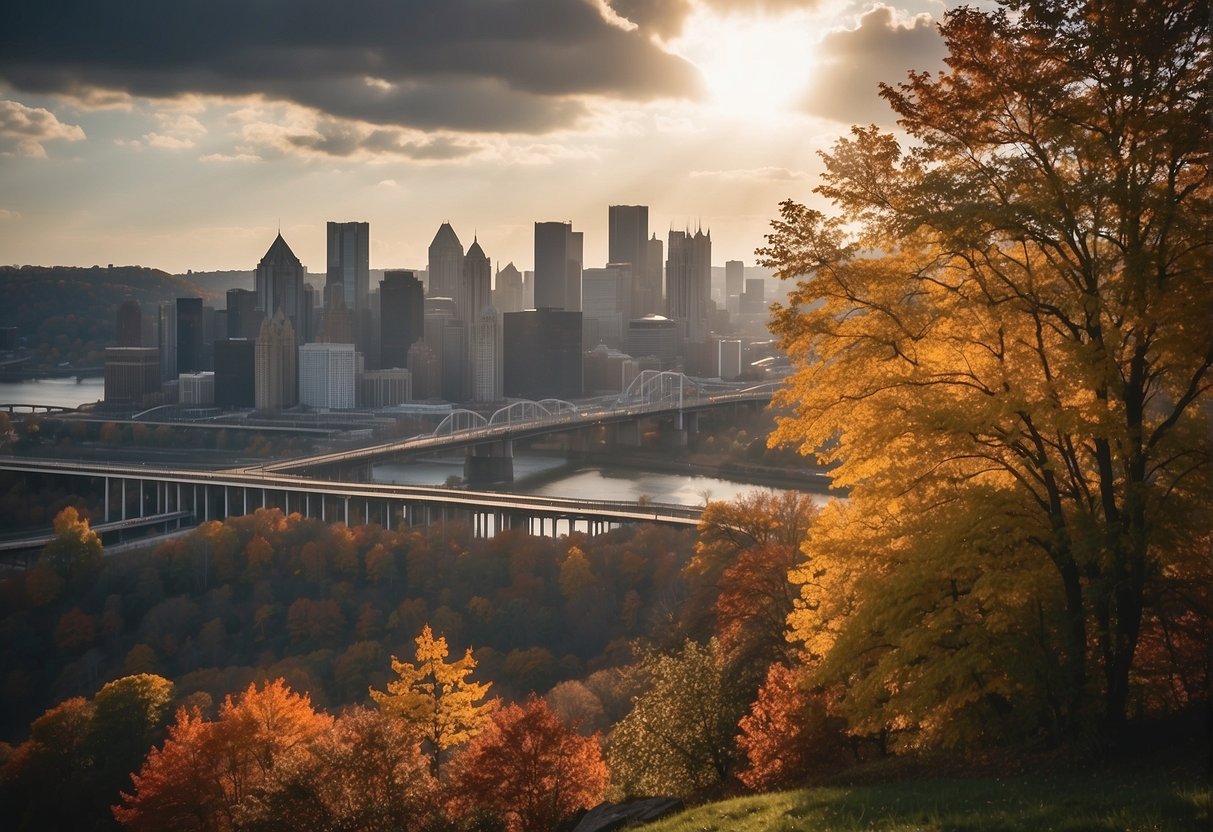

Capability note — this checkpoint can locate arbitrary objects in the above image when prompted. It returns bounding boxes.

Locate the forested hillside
[0,266,217,369]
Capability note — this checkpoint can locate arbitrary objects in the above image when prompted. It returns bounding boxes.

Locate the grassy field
[642,754,1210,832]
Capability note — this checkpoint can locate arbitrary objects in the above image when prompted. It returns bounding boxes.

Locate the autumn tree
[115,678,331,831]
[608,639,748,797]
[370,624,493,779]
[686,491,818,652]
[249,707,438,832]
[760,0,1211,743]
[452,695,609,832]
[32,506,103,600]
[736,663,848,792]
[0,697,94,830]
[86,674,176,817]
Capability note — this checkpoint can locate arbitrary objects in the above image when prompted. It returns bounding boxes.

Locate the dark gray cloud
[800,5,946,125]
[0,0,702,133]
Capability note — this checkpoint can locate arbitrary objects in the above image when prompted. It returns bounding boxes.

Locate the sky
[0,0,952,276]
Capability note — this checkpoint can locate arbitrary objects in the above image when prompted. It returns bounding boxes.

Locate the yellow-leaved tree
[371,624,493,778]
[762,0,1211,747]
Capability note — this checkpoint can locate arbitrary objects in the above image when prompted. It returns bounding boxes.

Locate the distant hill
[180,269,254,296]
[0,264,218,368]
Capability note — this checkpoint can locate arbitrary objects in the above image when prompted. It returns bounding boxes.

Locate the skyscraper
[503,309,583,399]
[582,264,634,349]
[226,288,262,341]
[471,304,502,402]
[493,262,525,314]
[725,260,744,305]
[380,271,424,369]
[609,205,648,270]
[255,232,306,333]
[457,239,492,332]
[534,221,583,311]
[299,342,357,410]
[115,298,142,347]
[640,233,664,316]
[457,239,492,401]
[427,222,464,299]
[213,338,256,408]
[157,301,177,382]
[176,297,205,374]
[666,228,712,344]
[255,310,297,412]
[326,221,370,312]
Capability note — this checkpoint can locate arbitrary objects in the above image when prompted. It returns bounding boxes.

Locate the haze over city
[0,0,948,272]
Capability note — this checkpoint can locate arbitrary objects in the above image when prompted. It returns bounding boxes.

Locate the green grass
[642,755,1210,832]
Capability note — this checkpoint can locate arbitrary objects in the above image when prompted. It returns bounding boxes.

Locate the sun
[672,10,820,122]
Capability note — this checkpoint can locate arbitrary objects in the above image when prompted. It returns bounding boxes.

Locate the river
[0,377,834,510]
[373,452,833,509]
[0,377,104,409]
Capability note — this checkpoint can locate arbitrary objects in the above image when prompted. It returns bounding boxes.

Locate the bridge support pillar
[464,439,514,486]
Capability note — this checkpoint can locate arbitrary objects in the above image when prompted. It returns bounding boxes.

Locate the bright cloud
[0,99,85,157]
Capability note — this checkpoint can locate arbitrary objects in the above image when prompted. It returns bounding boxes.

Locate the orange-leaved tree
[761,0,1211,744]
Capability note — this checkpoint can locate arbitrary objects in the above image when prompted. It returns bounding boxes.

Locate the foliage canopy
[760,0,1211,744]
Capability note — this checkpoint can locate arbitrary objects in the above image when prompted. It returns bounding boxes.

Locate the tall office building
[380,271,424,369]
[255,233,306,335]
[471,305,502,403]
[213,338,256,408]
[609,205,653,320]
[582,264,634,349]
[534,221,583,311]
[740,277,767,314]
[457,240,492,333]
[299,342,358,410]
[609,205,647,268]
[320,284,355,344]
[640,233,664,316]
[457,239,492,400]
[725,260,744,306]
[115,299,143,347]
[493,262,525,314]
[627,314,680,369]
[176,297,205,374]
[226,288,262,341]
[104,346,160,405]
[157,301,177,382]
[427,223,464,299]
[407,341,441,400]
[255,311,297,412]
[503,309,582,399]
[326,221,370,313]
[666,228,712,344]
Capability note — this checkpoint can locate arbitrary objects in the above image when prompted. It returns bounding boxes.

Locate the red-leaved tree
[452,695,608,832]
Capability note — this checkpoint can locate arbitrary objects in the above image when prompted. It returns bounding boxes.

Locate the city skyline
[0,0,949,273]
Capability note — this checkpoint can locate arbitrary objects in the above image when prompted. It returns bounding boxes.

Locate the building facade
[298,342,358,410]
[255,233,306,335]
[103,346,160,406]
[380,270,424,370]
[427,222,464,299]
[534,221,583,311]
[213,338,256,408]
[326,221,370,313]
[503,309,583,399]
[666,228,712,345]
[471,305,502,402]
[255,311,298,412]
